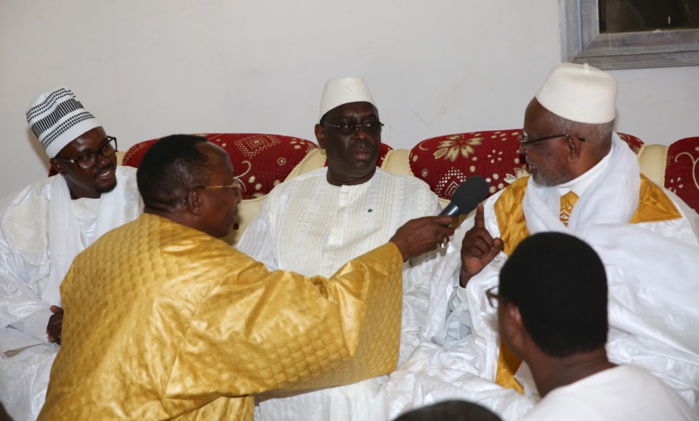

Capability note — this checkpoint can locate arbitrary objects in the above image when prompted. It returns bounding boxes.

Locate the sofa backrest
[123,133,318,200]
[406,129,645,202]
[116,130,699,245]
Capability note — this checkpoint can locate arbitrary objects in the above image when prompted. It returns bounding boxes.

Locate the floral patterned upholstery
[408,130,646,201]
[122,133,317,200]
[409,130,525,200]
[617,132,644,155]
[665,136,699,213]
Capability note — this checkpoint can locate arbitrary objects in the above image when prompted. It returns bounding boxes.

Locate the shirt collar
[557,147,613,197]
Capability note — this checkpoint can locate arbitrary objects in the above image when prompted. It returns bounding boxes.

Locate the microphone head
[449,176,490,215]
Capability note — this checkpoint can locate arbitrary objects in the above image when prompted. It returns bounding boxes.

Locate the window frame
[560,0,699,70]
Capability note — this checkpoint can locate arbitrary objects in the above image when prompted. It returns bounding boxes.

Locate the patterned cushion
[410,130,527,200]
[617,132,644,155]
[122,133,318,199]
[409,130,645,201]
[664,136,699,213]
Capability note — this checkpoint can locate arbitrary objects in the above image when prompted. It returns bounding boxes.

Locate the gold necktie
[560,191,579,226]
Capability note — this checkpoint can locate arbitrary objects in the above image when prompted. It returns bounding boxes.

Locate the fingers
[491,238,503,255]
[46,308,64,344]
[391,216,458,260]
[434,214,459,227]
[474,203,486,228]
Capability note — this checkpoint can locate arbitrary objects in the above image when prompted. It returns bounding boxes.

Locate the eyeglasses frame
[518,133,586,148]
[192,177,243,193]
[485,287,507,308]
[321,121,385,135]
[181,177,243,206]
[53,136,119,170]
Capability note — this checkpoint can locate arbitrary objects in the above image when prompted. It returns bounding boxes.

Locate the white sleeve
[235,198,279,272]
[0,237,52,344]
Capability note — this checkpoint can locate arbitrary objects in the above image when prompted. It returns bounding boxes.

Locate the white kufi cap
[535,63,617,124]
[319,76,376,119]
[26,87,101,158]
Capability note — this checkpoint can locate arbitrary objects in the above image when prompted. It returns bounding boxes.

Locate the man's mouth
[94,167,114,180]
[350,146,371,159]
[525,158,536,171]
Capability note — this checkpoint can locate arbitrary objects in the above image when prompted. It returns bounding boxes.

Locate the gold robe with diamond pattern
[39,213,403,420]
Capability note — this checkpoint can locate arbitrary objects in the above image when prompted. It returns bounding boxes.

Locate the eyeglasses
[322,121,384,135]
[517,133,585,148]
[54,136,118,170]
[193,177,243,194]
[181,178,243,206]
[485,287,506,308]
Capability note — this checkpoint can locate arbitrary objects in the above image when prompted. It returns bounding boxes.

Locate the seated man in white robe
[502,232,696,421]
[237,76,442,421]
[0,87,143,420]
[378,63,699,420]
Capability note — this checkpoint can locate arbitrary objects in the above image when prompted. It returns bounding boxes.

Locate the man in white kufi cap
[0,87,143,420]
[375,63,699,420]
[238,76,443,421]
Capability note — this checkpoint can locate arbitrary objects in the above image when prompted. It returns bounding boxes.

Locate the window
[561,0,699,69]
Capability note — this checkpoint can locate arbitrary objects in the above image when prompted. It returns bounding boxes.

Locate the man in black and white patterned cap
[0,87,142,420]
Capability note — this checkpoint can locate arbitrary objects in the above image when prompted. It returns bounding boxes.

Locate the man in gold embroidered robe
[38,135,456,420]
[377,64,699,420]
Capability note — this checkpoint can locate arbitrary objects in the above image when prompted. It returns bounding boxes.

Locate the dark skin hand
[459,203,503,287]
[390,215,458,261]
[46,305,63,345]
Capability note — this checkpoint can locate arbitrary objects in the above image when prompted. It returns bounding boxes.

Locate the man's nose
[94,153,111,168]
[353,125,369,141]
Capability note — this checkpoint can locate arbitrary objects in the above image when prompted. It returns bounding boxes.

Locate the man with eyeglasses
[378,63,699,419]
[38,134,456,420]
[237,76,442,421]
[0,87,142,420]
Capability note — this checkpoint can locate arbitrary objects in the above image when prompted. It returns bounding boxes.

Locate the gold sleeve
[165,242,404,398]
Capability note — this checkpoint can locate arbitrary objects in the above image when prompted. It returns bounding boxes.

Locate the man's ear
[49,158,67,175]
[315,124,327,150]
[184,189,204,216]
[566,135,584,162]
[500,302,526,357]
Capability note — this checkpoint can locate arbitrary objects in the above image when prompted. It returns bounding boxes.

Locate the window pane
[599,0,699,33]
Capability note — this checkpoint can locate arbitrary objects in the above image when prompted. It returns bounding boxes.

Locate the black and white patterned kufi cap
[26,87,101,158]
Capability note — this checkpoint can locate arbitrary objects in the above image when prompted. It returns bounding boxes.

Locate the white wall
[1,0,698,199]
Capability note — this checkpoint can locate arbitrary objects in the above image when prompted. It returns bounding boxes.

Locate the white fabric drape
[44,168,137,307]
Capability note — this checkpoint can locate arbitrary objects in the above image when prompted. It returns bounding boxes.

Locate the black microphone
[439,176,490,216]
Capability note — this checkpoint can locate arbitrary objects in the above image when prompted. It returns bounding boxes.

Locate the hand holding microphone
[433,175,500,287]
[390,176,490,260]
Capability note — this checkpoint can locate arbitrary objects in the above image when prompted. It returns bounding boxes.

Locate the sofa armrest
[638,144,667,187]
[285,148,327,181]
[381,149,412,176]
